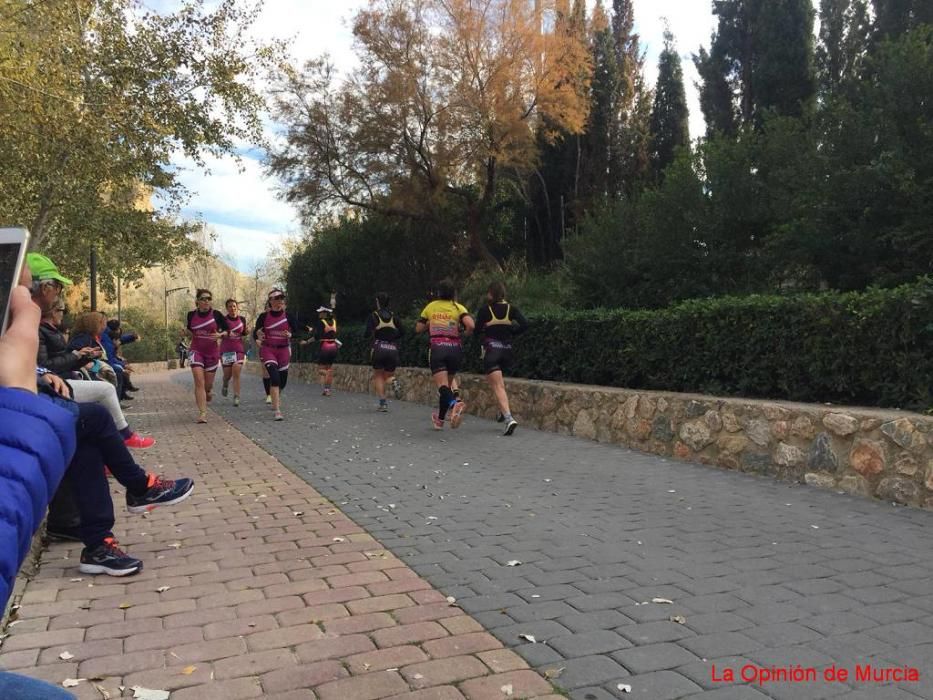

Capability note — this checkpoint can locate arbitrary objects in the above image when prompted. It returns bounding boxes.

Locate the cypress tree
[649,27,690,179]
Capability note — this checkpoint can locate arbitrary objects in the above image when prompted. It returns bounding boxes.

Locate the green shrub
[300,279,933,410]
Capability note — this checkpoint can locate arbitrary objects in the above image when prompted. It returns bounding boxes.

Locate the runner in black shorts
[475,281,529,435]
[416,279,474,430]
[366,292,403,412]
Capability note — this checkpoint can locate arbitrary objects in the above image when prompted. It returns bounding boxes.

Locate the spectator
[67,312,121,391]
[176,335,189,368]
[34,295,154,451]
[106,319,141,392]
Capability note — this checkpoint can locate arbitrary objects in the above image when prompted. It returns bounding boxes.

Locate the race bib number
[222,351,238,364]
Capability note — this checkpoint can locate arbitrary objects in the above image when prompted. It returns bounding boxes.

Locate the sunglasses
[198,296,212,302]
[269,295,285,301]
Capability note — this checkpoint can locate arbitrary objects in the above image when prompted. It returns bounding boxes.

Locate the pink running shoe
[124,433,156,449]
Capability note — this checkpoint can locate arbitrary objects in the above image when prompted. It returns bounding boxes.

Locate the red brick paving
[0,373,557,699]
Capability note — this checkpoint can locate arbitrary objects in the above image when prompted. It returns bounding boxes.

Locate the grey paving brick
[617,620,696,645]
[567,593,638,613]
[513,641,564,667]
[743,622,823,647]
[547,630,632,658]
[683,687,773,699]
[547,654,630,690]
[686,613,755,635]
[607,670,702,699]
[612,642,700,674]
[802,612,878,636]
[680,632,763,659]
[558,610,635,633]
[506,600,579,623]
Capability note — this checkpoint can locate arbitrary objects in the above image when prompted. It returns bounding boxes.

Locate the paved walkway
[210,371,933,700]
[1,375,557,700]
[3,371,932,700]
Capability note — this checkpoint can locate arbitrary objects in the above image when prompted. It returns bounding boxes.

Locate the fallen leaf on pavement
[62,679,83,688]
[59,651,74,660]
[501,683,514,696]
[155,586,170,593]
[651,598,673,604]
[518,634,537,643]
[506,560,522,567]
[617,683,632,692]
[670,615,687,624]
[181,666,197,675]
[543,667,565,679]
[132,687,170,700]
[118,603,132,610]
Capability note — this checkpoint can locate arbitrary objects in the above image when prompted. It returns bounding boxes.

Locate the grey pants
[69,379,128,431]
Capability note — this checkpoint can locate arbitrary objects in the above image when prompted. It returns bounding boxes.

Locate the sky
[161,0,716,272]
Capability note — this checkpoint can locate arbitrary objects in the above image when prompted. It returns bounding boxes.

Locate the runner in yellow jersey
[416,279,474,430]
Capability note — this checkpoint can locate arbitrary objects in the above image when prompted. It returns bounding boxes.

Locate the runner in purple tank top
[220,299,248,406]
[186,289,229,423]
[253,288,302,421]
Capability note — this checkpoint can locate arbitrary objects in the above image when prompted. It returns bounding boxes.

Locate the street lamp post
[164,286,188,361]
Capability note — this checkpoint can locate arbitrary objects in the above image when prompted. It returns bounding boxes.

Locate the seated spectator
[67,311,122,391]
[35,301,154,450]
[106,319,141,392]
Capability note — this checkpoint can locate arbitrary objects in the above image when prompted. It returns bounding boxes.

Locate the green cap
[26,253,73,286]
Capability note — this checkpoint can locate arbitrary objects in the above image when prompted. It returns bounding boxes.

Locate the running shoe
[265,395,272,405]
[196,412,208,424]
[124,433,156,449]
[79,538,142,577]
[504,419,518,436]
[323,388,332,397]
[233,395,240,407]
[221,382,228,397]
[391,377,402,400]
[431,412,444,430]
[495,412,505,423]
[378,402,388,412]
[449,400,466,429]
[126,474,195,514]
[274,410,284,421]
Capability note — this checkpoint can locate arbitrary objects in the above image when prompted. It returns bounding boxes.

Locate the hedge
[293,279,933,411]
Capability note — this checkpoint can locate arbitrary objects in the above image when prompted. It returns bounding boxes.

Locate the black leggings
[265,363,289,391]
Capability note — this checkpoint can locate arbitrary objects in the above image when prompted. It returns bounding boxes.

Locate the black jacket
[38,322,88,376]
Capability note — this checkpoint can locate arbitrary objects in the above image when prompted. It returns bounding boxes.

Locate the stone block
[807,432,838,472]
[680,420,713,451]
[822,412,858,436]
[774,442,805,468]
[881,418,923,452]
[653,415,675,442]
[745,419,771,447]
[849,439,885,476]
[804,472,835,489]
[876,476,920,505]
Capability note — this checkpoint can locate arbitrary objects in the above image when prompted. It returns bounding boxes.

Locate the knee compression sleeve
[279,369,289,392]
[265,363,281,388]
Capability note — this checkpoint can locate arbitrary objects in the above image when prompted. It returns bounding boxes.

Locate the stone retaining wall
[253,362,933,509]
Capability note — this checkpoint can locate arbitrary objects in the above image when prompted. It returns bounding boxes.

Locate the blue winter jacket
[98,333,125,370]
[0,388,76,610]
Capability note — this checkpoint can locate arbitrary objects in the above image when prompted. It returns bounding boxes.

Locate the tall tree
[695,0,815,130]
[817,0,872,98]
[694,43,737,137]
[0,0,280,281]
[579,1,616,200]
[268,0,591,268]
[610,0,652,196]
[649,27,690,179]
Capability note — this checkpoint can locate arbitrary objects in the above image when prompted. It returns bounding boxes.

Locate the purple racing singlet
[220,315,246,365]
[260,311,292,370]
[188,310,221,370]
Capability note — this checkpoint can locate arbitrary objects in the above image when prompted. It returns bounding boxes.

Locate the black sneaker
[126,475,195,514]
[80,538,142,576]
[46,524,82,542]
[495,412,505,423]
[504,419,518,436]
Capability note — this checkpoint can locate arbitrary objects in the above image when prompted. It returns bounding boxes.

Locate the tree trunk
[30,197,54,249]
[466,205,502,270]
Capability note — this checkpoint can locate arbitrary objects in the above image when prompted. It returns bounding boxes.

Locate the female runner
[220,298,248,406]
[186,289,228,423]
[253,289,302,420]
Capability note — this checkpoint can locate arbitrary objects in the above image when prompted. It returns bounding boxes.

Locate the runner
[311,298,339,396]
[474,281,529,436]
[366,292,403,412]
[220,299,248,407]
[186,289,228,424]
[253,288,302,420]
[259,300,273,404]
[415,279,474,430]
